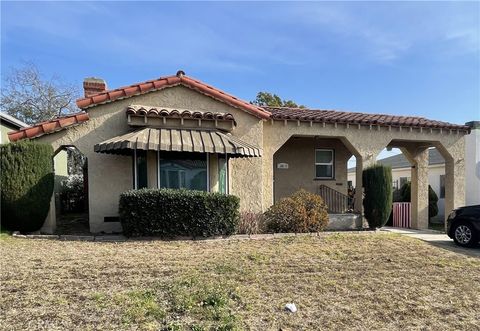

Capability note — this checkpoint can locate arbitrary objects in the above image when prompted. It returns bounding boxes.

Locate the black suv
[447,205,480,247]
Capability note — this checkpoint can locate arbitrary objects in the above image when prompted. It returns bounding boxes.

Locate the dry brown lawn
[1,233,479,331]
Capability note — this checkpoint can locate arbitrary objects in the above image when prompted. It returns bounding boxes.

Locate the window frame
[133,148,148,189]
[218,155,229,194]
[314,148,335,180]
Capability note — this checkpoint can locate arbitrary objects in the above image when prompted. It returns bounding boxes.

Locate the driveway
[382,227,480,258]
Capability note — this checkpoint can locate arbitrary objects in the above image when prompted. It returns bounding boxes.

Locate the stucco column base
[401,147,429,230]
[434,139,466,228]
[40,195,56,234]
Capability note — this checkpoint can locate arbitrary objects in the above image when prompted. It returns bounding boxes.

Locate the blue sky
[1,1,479,162]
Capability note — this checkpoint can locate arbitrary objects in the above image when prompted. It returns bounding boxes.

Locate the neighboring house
[8,72,470,233]
[0,112,28,144]
[348,121,480,218]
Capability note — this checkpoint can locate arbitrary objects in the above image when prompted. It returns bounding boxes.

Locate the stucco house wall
[273,137,351,202]
[0,122,14,144]
[465,123,480,205]
[36,85,264,233]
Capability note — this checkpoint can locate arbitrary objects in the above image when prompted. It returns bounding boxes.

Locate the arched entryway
[53,146,89,234]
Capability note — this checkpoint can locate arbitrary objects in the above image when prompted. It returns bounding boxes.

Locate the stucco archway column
[346,137,389,216]
[401,146,429,230]
[434,138,466,225]
[262,129,296,211]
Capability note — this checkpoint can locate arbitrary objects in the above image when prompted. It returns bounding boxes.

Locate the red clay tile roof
[265,107,471,132]
[77,74,270,119]
[8,112,89,142]
[126,105,236,122]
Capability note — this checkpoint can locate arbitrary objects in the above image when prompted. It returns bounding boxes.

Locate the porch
[263,106,469,230]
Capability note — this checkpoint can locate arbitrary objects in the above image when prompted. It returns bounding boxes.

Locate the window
[134,150,148,189]
[399,176,410,189]
[392,180,399,191]
[159,152,208,191]
[218,156,228,194]
[315,149,334,179]
[440,175,445,198]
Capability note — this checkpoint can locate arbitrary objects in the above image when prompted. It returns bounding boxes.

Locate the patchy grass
[1,233,479,330]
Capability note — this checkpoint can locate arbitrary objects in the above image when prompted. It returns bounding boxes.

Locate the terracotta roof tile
[126,105,236,122]
[8,112,89,142]
[264,106,470,132]
[76,74,270,119]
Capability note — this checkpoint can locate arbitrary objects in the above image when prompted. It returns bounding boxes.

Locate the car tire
[452,221,478,248]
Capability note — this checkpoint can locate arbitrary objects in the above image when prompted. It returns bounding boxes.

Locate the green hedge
[362,164,393,229]
[119,189,240,237]
[1,141,54,232]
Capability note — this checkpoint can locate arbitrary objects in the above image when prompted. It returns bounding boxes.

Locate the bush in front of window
[119,189,240,237]
[263,189,329,233]
[362,164,393,229]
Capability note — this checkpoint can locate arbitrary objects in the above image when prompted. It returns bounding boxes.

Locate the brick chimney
[83,77,107,97]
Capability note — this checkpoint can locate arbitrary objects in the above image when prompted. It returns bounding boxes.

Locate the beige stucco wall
[273,137,351,202]
[53,149,69,190]
[0,122,14,144]
[36,85,264,233]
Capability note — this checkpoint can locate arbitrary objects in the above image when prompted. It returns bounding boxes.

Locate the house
[0,112,28,144]
[8,71,470,234]
[348,121,480,220]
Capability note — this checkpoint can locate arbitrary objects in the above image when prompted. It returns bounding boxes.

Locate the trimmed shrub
[1,141,54,232]
[399,182,439,219]
[362,164,393,229]
[263,189,329,233]
[119,189,240,237]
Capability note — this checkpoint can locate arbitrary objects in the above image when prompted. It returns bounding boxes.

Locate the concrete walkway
[381,227,480,258]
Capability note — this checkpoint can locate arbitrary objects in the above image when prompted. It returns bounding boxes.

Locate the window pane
[316,164,333,178]
[218,156,227,194]
[315,150,332,163]
[160,152,207,191]
[136,150,148,189]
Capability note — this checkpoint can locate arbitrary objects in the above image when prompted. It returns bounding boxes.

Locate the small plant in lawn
[263,189,329,233]
[163,275,242,330]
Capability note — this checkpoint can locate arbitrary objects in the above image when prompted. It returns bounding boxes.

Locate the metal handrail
[318,184,354,214]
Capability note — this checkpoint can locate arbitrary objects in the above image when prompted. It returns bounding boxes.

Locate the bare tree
[1,63,80,125]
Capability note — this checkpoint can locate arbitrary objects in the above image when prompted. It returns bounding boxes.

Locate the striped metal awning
[94,127,262,157]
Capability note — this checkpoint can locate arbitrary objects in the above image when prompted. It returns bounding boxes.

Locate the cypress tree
[1,141,54,232]
[362,164,393,229]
